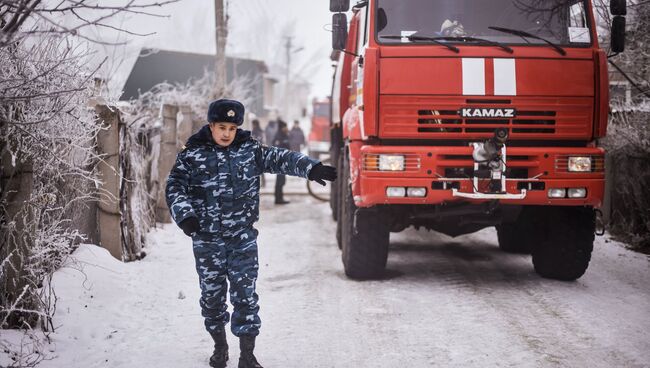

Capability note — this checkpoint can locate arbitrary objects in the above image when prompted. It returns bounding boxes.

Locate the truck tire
[335,191,343,250]
[531,207,595,281]
[330,147,343,222]
[335,148,346,249]
[340,157,389,279]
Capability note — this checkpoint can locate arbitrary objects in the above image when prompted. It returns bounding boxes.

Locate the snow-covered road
[5,179,649,368]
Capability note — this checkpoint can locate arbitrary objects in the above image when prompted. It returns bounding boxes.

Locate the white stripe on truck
[462,58,486,96]
[494,58,517,96]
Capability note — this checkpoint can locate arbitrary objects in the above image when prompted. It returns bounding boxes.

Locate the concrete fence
[155,104,178,224]
[94,105,123,259]
[89,103,194,260]
[0,101,204,330]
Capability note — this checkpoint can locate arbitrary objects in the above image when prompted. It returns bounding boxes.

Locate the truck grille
[379,96,593,140]
[417,109,557,134]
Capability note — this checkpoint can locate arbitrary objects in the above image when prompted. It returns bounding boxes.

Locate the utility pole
[284,36,293,118]
[215,0,228,96]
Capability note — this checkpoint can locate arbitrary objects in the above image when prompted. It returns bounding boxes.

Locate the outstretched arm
[258,144,318,178]
[256,143,337,185]
[257,144,319,178]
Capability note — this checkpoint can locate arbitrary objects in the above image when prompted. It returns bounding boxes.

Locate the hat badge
[227,110,236,117]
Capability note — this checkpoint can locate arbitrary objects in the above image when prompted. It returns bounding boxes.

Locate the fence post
[94,104,123,260]
[177,105,193,150]
[156,104,178,223]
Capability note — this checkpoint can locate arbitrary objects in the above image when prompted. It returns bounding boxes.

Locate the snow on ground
[2,176,650,367]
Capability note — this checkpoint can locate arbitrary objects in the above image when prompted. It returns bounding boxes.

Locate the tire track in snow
[436,231,643,368]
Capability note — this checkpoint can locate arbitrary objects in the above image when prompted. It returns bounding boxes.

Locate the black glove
[179,217,200,237]
[308,163,337,186]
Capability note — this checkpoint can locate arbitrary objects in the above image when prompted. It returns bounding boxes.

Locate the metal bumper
[452,188,528,200]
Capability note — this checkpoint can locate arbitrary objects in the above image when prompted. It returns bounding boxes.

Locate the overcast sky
[105,0,334,99]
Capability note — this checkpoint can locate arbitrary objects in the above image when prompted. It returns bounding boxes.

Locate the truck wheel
[532,207,595,281]
[340,158,389,279]
[335,192,343,250]
[330,147,343,222]
[335,148,346,249]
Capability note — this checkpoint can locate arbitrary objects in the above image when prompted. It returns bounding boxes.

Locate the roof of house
[120,48,268,101]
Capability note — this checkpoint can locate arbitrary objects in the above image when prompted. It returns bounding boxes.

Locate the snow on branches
[0,31,98,327]
[592,1,650,252]
[1,0,179,365]
[0,0,178,48]
[593,0,650,103]
[123,66,256,127]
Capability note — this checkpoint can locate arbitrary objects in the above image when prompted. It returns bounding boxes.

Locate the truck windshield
[376,0,592,47]
[313,103,330,118]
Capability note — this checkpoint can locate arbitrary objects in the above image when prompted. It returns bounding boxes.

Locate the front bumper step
[452,188,528,200]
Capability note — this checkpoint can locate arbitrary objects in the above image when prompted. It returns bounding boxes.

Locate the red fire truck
[308,98,332,158]
[328,0,626,280]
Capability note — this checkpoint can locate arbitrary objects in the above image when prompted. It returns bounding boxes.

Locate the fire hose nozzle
[493,127,509,145]
[472,128,509,163]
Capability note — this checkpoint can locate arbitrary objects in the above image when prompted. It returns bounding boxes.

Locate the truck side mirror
[332,13,348,51]
[610,0,626,16]
[611,16,625,53]
[330,0,350,12]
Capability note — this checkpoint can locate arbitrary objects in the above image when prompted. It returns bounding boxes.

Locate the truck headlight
[548,188,566,198]
[568,156,592,172]
[378,155,405,171]
[386,187,406,197]
[568,188,587,198]
[407,187,427,197]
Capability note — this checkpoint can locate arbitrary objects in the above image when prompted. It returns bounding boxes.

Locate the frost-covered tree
[593,0,650,251]
[0,1,177,366]
[594,0,650,102]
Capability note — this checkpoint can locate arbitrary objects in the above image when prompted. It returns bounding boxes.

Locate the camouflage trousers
[191,227,261,337]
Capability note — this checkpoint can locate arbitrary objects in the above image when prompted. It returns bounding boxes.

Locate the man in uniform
[166,99,336,368]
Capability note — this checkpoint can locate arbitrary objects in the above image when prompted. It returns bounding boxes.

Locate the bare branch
[0,0,178,47]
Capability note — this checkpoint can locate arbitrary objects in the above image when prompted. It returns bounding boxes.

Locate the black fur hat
[207,99,245,125]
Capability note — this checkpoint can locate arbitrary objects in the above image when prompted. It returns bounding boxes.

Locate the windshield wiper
[436,36,513,54]
[381,34,513,54]
[380,34,460,53]
[488,26,566,56]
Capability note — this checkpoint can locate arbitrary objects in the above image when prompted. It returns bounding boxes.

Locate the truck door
[350,6,369,110]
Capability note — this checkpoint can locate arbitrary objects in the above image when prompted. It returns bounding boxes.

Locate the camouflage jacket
[166,125,320,234]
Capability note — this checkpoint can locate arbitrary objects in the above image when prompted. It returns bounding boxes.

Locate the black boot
[209,329,229,368]
[238,335,263,368]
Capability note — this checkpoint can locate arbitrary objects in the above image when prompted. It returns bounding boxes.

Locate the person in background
[289,120,306,152]
[251,119,264,143]
[272,120,291,205]
[263,119,278,191]
[166,99,336,368]
[263,119,277,148]
[251,119,266,187]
